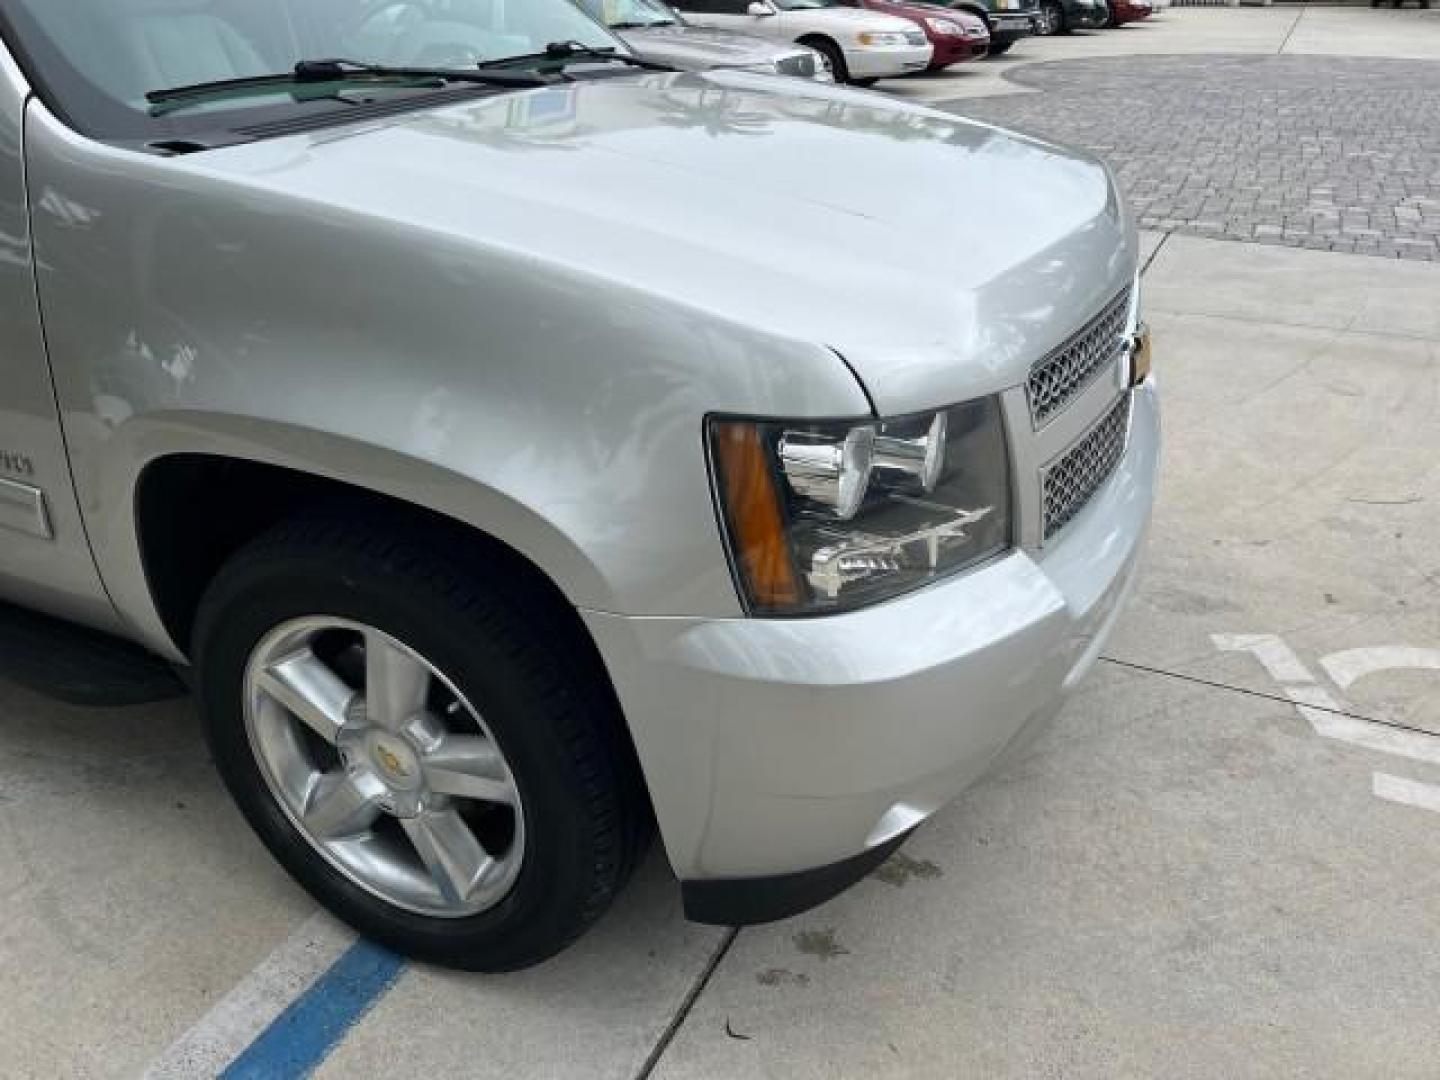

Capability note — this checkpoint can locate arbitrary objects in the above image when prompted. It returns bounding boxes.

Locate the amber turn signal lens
[1131,324,1152,385]
[711,422,802,609]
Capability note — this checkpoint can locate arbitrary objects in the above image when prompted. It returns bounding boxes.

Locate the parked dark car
[944,0,1036,56]
[1034,0,1107,34]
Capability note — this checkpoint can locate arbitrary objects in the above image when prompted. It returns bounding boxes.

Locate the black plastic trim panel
[681,829,914,926]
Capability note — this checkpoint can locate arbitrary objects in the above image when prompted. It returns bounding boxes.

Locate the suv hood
[197,72,1132,415]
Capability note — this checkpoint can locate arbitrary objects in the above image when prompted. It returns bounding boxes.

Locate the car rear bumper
[1111,3,1153,20]
[930,37,990,66]
[989,13,1036,36]
[585,380,1159,916]
[844,43,935,78]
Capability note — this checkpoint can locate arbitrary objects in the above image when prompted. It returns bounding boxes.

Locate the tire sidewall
[808,39,849,83]
[196,546,608,970]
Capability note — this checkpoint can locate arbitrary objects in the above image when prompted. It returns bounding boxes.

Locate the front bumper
[989,12,1036,36]
[930,36,991,67]
[585,381,1158,917]
[843,43,935,78]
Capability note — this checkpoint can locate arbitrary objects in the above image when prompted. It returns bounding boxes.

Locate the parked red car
[836,0,990,69]
[1106,0,1152,25]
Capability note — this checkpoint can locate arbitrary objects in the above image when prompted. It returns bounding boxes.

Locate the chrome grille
[1026,289,1131,428]
[1042,393,1131,540]
[775,54,818,77]
[904,29,928,45]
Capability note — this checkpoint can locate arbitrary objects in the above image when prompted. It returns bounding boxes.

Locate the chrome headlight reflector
[710,398,1011,615]
[925,16,964,33]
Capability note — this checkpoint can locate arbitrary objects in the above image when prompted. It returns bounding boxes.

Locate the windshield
[573,0,679,28]
[0,0,622,142]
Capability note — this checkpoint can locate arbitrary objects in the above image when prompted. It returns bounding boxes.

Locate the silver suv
[0,0,1157,969]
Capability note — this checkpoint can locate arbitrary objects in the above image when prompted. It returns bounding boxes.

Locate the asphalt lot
[4,9,1440,1079]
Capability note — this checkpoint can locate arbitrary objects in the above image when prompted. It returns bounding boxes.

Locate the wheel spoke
[422,736,518,806]
[364,631,430,732]
[258,649,355,744]
[401,808,492,906]
[302,772,381,840]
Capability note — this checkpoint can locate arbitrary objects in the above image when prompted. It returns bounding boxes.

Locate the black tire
[1039,0,1067,34]
[193,514,650,971]
[803,37,849,83]
[986,38,1014,55]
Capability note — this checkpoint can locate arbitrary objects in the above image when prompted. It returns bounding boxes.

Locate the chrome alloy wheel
[243,617,525,918]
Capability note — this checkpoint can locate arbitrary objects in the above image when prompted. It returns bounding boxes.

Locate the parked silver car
[0,0,1157,969]
[577,0,831,79]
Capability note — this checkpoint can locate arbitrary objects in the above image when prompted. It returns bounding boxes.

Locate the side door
[0,45,120,631]
[668,0,779,35]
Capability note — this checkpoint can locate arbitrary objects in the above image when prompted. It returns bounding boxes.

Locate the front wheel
[194,516,649,971]
[1037,0,1066,34]
[804,38,850,83]
[986,38,1014,55]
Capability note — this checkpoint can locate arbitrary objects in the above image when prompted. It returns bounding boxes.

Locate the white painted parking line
[1216,634,1440,766]
[143,912,356,1080]
[1214,633,1440,815]
[1320,647,1440,692]
[1211,632,1317,684]
[1373,773,1440,815]
[1283,683,1440,767]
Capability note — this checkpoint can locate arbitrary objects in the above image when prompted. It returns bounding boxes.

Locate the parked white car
[666,0,933,84]
[576,0,832,80]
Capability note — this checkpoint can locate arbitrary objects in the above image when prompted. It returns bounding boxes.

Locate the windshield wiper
[609,20,676,27]
[146,59,546,111]
[479,41,675,73]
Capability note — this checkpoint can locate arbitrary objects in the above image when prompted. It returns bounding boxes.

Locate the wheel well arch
[135,451,657,841]
[795,33,846,77]
[795,33,842,55]
[135,455,598,669]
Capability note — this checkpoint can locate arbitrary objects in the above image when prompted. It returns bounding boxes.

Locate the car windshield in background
[575,0,680,29]
[0,0,622,142]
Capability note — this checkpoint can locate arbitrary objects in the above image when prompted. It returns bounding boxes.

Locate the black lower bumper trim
[681,829,915,926]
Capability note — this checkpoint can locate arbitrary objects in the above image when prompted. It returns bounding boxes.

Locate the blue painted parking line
[219,938,406,1080]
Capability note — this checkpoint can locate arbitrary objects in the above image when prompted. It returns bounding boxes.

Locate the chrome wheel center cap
[366,732,422,792]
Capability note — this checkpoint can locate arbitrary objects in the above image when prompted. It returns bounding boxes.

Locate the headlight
[709,398,1012,615]
[856,30,908,46]
[925,16,964,33]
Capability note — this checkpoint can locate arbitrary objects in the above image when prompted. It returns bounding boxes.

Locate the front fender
[87,413,614,661]
[24,101,872,647]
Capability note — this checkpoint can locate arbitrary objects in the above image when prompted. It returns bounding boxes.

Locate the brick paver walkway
[944,54,1440,260]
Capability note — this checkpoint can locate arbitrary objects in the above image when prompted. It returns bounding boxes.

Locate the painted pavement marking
[143,911,404,1079]
[1213,632,1440,813]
